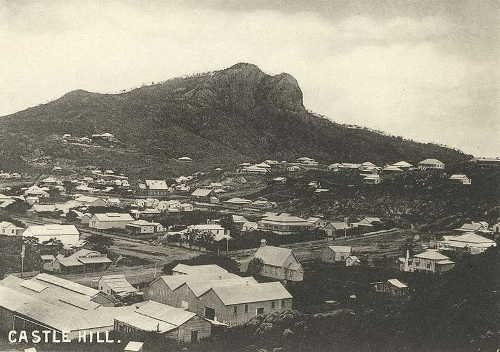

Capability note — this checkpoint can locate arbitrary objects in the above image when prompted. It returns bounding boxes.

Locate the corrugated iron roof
[211,282,292,305]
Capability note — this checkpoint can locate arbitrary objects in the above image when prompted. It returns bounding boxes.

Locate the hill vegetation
[0,63,470,176]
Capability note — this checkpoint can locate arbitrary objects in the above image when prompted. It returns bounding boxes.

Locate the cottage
[363,174,381,184]
[244,240,304,281]
[382,165,403,174]
[114,300,211,344]
[436,233,496,255]
[224,198,252,207]
[449,174,472,185]
[40,254,56,271]
[324,221,351,238]
[98,274,139,298]
[400,250,455,273]
[258,213,311,235]
[453,222,490,234]
[89,213,135,230]
[191,188,213,201]
[392,161,413,169]
[198,281,292,326]
[127,220,163,234]
[373,279,409,296]
[242,166,268,174]
[0,221,23,236]
[52,249,112,273]
[23,225,80,246]
[320,246,352,263]
[418,159,445,170]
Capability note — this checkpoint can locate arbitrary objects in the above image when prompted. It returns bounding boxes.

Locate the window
[426,263,431,269]
[244,304,248,313]
[281,300,286,308]
[256,307,264,315]
[205,307,215,320]
[233,306,238,315]
[271,301,276,309]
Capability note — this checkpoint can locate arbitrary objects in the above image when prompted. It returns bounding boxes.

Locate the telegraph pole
[21,243,25,279]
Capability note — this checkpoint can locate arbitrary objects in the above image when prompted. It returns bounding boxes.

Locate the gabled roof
[210,281,292,305]
[99,274,137,294]
[414,250,450,261]
[387,279,407,288]
[191,188,212,197]
[24,225,79,236]
[447,233,495,244]
[254,245,293,267]
[158,272,240,291]
[172,264,228,276]
[419,159,444,165]
[392,161,413,168]
[224,198,252,205]
[327,246,352,252]
[93,213,134,222]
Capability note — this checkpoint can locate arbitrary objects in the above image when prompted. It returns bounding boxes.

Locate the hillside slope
[0,63,470,173]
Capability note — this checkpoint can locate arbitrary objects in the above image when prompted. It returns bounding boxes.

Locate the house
[0,221,23,236]
[98,274,139,298]
[52,249,112,273]
[114,300,211,344]
[89,213,135,230]
[373,279,409,296]
[197,281,292,326]
[392,161,413,170]
[191,188,213,201]
[399,250,455,273]
[242,165,268,174]
[23,224,80,246]
[453,221,491,234]
[382,165,403,174]
[127,220,163,234]
[327,163,341,172]
[171,264,228,276]
[324,221,351,238]
[0,274,130,340]
[449,174,472,185]
[144,180,169,197]
[436,233,496,255]
[74,195,108,207]
[418,159,445,170]
[363,174,381,184]
[224,198,252,207]
[242,221,258,232]
[272,177,287,184]
[320,246,352,263]
[244,240,304,281]
[187,224,230,241]
[40,254,56,271]
[251,200,277,209]
[258,213,311,235]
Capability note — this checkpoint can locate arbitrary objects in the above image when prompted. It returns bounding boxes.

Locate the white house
[449,174,472,185]
[418,159,445,170]
[89,213,135,230]
[320,246,352,263]
[0,221,23,236]
[187,224,229,241]
[436,233,496,255]
[127,220,164,234]
[23,224,80,246]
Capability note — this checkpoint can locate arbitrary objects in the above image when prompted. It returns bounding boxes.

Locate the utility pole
[21,243,25,279]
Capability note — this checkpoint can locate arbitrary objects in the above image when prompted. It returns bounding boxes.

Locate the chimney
[260,239,267,247]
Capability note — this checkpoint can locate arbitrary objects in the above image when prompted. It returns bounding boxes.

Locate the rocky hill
[0,63,470,174]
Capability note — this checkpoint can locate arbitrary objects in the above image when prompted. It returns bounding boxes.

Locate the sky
[1,0,498,156]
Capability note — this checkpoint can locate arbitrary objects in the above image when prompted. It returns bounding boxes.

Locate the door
[191,330,198,343]
[205,307,215,320]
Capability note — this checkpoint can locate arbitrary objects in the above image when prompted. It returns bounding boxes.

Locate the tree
[84,234,113,253]
[247,257,264,275]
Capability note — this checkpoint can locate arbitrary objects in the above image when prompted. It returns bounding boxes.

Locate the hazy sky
[1,0,498,156]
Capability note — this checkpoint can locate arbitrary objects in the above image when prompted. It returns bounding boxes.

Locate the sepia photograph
[0,0,498,351]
